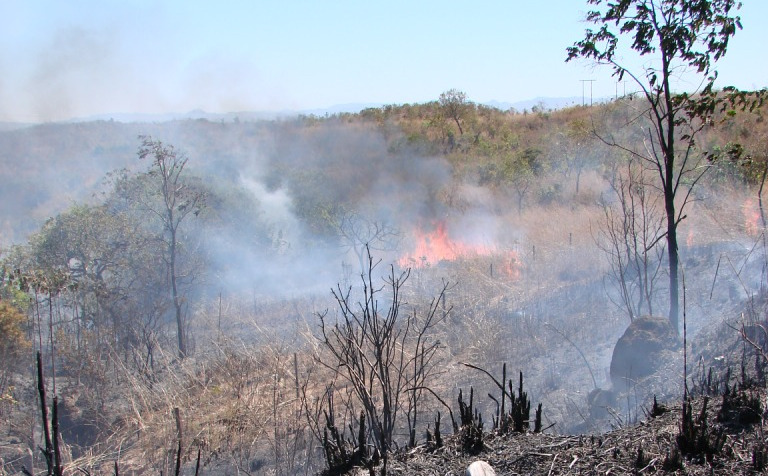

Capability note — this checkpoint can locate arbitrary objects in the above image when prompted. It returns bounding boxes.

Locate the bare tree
[336,210,401,273]
[597,159,665,320]
[138,137,205,359]
[316,247,449,474]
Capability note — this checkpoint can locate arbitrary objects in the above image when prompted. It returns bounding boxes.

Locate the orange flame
[398,221,521,279]
[500,252,522,280]
[743,197,762,236]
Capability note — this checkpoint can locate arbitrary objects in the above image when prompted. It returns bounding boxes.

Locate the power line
[580,79,596,106]
[615,80,628,99]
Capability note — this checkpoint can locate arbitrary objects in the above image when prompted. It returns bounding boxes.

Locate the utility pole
[615,80,628,99]
[580,79,596,106]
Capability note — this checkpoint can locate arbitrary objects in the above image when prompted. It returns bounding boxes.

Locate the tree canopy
[566,0,751,332]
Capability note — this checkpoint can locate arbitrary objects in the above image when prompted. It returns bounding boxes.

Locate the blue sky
[1,0,766,122]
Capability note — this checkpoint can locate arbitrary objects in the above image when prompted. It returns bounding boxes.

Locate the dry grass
[2,174,766,475]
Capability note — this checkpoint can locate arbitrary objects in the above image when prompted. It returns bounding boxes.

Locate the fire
[500,252,522,280]
[398,221,489,265]
[743,197,762,236]
[398,221,521,279]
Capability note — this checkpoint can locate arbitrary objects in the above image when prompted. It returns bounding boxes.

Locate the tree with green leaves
[0,299,30,405]
[34,201,170,370]
[503,147,544,214]
[558,118,598,195]
[138,137,205,358]
[439,89,471,137]
[567,0,756,332]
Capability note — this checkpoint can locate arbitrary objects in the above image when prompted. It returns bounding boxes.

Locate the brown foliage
[0,301,30,405]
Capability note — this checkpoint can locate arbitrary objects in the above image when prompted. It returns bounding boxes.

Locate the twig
[37,352,53,473]
[638,457,658,473]
[405,385,458,432]
[458,362,507,398]
[174,440,182,476]
[547,453,558,476]
[542,436,579,449]
[509,452,553,466]
[194,447,201,476]
[545,323,598,390]
[709,255,722,300]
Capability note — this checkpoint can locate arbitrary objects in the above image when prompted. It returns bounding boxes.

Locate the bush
[0,301,30,406]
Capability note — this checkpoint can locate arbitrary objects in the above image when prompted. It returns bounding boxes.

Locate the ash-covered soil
[349,306,768,476]
[363,392,767,475]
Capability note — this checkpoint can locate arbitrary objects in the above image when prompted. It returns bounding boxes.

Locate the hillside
[1,94,768,475]
[382,302,768,475]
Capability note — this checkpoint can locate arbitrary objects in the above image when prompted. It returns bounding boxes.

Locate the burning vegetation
[398,221,521,279]
[0,84,767,475]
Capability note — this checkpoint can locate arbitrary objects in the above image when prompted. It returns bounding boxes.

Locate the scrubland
[1,96,768,475]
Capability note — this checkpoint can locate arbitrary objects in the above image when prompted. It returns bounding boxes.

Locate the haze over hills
[0,97,592,126]
[0,95,599,249]
[1,88,767,476]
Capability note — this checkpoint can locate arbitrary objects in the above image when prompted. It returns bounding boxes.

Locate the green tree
[503,147,543,213]
[567,0,750,332]
[558,118,597,195]
[138,137,205,358]
[439,89,471,136]
[24,201,169,374]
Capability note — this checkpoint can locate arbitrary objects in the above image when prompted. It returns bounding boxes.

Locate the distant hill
[487,96,611,111]
[0,122,33,131]
[0,97,605,128]
[58,97,597,124]
[73,109,288,124]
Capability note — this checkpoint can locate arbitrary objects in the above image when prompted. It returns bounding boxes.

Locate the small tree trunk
[666,197,680,334]
[169,229,186,358]
[51,397,63,476]
[36,352,53,475]
[453,117,464,136]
